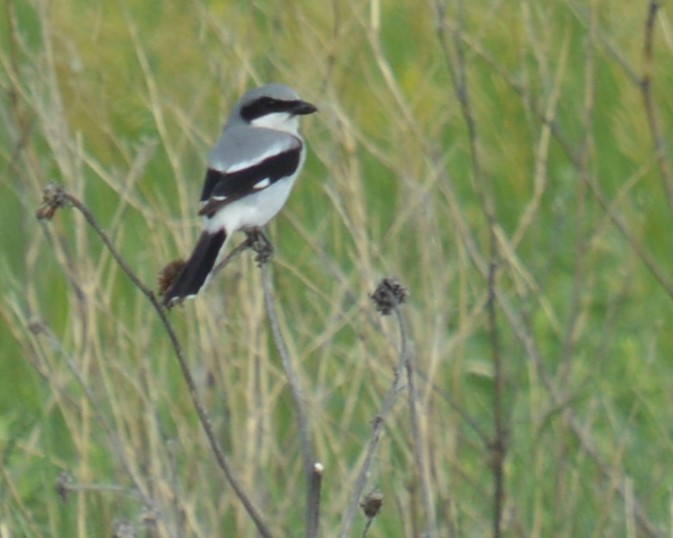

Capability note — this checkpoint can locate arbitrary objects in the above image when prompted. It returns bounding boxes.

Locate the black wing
[199,146,301,218]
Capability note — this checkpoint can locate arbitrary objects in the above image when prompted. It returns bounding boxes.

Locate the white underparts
[203,174,298,234]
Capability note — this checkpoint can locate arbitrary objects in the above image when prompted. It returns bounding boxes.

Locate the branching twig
[434,2,673,304]
[36,184,275,538]
[584,172,673,300]
[339,278,409,538]
[500,299,662,537]
[29,321,159,519]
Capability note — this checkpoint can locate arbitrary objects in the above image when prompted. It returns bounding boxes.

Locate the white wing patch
[201,194,226,208]
[253,178,271,190]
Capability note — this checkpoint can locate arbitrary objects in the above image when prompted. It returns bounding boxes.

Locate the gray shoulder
[207,126,301,172]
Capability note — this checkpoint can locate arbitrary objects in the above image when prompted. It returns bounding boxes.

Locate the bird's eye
[262,98,277,109]
[240,97,284,122]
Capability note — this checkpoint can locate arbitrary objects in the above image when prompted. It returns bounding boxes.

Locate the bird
[162,83,317,306]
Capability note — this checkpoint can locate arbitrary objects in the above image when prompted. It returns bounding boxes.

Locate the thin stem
[641,1,673,213]
[340,279,408,538]
[39,187,274,538]
[339,347,405,538]
[307,463,324,537]
[488,261,505,538]
[361,517,375,538]
[259,258,317,538]
[395,306,436,537]
[31,322,157,513]
[211,237,253,277]
[502,301,661,537]
[436,1,505,535]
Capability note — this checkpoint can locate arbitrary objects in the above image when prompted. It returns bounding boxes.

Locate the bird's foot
[245,228,274,265]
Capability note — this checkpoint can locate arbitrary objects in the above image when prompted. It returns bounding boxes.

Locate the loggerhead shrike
[163,83,317,306]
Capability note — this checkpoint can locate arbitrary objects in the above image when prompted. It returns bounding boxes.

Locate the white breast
[204,147,306,234]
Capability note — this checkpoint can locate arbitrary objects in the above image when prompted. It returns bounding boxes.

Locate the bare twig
[585,172,673,300]
[307,463,324,537]
[256,236,317,538]
[487,261,505,538]
[54,472,137,500]
[339,280,410,538]
[435,7,673,302]
[435,1,505,535]
[37,184,274,538]
[560,0,597,385]
[361,517,375,538]
[641,1,673,213]
[212,237,254,277]
[28,321,165,528]
[497,295,662,537]
[340,401,400,538]
[394,303,435,537]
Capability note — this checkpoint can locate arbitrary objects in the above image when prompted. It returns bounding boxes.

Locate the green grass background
[2,0,673,536]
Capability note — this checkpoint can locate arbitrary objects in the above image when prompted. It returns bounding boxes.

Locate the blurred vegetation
[2,0,673,536]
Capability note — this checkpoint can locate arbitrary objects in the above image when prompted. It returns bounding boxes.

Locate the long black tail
[163,229,227,306]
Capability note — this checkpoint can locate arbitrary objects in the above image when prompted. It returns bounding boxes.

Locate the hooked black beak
[291,100,318,116]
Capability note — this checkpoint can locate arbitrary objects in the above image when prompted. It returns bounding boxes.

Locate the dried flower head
[360,489,384,519]
[28,318,48,336]
[158,260,185,302]
[55,471,74,503]
[370,277,408,315]
[36,183,69,220]
[112,520,137,538]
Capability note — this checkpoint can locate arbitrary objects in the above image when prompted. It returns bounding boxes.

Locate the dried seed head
[360,490,384,519]
[157,260,185,299]
[55,471,74,503]
[36,183,69,220]
[112,520,136,538]
[28,318,48,335]
[370,277,408,315]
